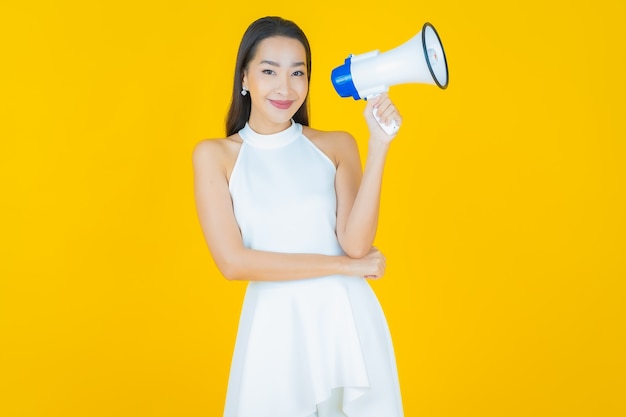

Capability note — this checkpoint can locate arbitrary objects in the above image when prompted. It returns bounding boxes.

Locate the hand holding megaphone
[365,94,402,138]
[331,22,449,135]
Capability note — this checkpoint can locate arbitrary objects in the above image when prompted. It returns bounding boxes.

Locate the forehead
[251,36,307,63]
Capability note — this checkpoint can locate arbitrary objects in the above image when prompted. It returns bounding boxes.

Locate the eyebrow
[260,60,306,68]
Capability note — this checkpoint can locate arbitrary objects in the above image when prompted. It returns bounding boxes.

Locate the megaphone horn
[331,22,449,102]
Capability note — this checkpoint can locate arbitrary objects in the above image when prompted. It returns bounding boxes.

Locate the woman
[193,16,404,417]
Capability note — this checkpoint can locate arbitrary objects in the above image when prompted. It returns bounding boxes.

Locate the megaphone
[331,22,449,135]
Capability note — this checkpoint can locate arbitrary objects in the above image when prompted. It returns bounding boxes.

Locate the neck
[247,115,292,135]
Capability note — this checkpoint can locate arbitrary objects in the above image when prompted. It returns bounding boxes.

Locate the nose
[275,73,291,96]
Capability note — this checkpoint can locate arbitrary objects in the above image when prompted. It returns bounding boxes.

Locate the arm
[192,140,385,281]
[335,94,402,258]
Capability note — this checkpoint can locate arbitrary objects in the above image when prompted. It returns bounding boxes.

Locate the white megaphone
[331,22,449,135]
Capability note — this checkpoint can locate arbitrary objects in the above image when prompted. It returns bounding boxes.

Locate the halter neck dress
[224,120,403,417]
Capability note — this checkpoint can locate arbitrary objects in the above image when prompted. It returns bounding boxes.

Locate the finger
[375,103,398,125]
[364,99,380,120]
[388,113,402,129]
[373,97,391,113]
[371,93,388,105]
[367,94,385,110]
[377,102,396,119]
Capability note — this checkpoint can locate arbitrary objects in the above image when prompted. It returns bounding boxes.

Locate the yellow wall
[1,1,625,416]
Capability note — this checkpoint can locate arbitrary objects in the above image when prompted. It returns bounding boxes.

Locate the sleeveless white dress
[224,120,403,417]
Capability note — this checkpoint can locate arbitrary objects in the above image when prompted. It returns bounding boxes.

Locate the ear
[242,70,248,90]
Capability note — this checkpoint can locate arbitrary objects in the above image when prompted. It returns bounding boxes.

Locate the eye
[292,70,305,77]
[262,69,275,75]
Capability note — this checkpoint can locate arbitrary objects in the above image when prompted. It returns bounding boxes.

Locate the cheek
[297,79,309,96]
[250,75,267,91]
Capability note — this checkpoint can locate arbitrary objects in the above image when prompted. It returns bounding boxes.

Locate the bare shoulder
[303,126,359,166]
[192,135,241,162]
[192,134,242,178]
[303,126,356,146]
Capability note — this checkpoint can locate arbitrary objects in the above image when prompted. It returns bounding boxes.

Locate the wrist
[368,135,392,152]
[337,255,356,276]
[365,139,390,168]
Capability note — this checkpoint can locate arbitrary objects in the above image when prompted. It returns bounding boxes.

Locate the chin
[251,104,301,128]
[267,111,297,125]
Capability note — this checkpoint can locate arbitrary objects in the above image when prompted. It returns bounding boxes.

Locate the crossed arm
[192,95,399,282]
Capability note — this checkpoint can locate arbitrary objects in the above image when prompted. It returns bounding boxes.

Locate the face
[243,36,309,134]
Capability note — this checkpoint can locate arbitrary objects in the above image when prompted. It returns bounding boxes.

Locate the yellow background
[1,0,625,416]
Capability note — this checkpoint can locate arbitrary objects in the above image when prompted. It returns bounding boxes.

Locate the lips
[269,100,294,110]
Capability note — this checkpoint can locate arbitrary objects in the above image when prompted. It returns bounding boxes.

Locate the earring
[241,88,248,96]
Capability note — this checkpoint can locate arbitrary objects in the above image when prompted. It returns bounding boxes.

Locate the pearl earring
[241,88,248,96]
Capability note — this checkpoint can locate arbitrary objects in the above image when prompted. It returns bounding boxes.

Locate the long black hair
[225,16,312,136]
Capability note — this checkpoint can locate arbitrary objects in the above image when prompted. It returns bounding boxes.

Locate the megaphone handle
[373,107,400,136]
[367,94,400,136]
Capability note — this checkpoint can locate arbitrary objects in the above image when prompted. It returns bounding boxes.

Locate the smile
[269,100,294,110]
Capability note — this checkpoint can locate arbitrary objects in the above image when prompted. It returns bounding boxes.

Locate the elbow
[344,247,371,259]
[340,241,372,259]
[218,260,243,281]
[215,252,249,281]
[338,230,374,259]
[211,246,248,281]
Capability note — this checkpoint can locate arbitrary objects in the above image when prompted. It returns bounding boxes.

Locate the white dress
[224,120,403,417]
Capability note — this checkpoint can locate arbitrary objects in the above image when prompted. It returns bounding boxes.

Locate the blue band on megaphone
[331,57,361,100]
